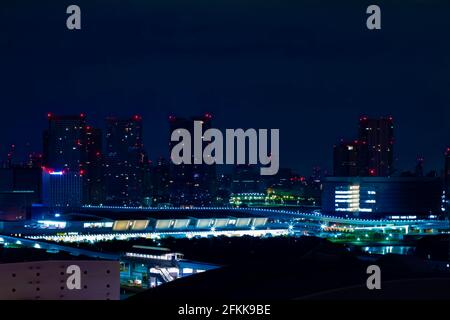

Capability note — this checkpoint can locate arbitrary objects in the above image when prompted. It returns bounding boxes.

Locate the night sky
[0,0,449,175]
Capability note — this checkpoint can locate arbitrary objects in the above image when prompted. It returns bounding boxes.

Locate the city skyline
[1,0,449,175]
[0,0,449,304]
[1,112,448,176]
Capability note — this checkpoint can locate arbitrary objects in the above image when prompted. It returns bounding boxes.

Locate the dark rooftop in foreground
[129,237,450,301]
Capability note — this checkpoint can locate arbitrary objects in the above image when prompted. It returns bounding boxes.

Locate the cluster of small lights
[25,229,290,243]
[124,252,173,261]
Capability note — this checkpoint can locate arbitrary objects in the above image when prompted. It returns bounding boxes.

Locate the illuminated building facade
[104,116,150,206]
[358,116,394,176]
[322,176,442,219]
[120,245,218,289]
[229,193,266,207]
[42,169,83,208]
[333,117,394,177]
[333,184,376,214]
[42,114,103,205]
[150,157,170,205]
[43,114,88,171]
[85,127,104,205]
[168,114,216,206]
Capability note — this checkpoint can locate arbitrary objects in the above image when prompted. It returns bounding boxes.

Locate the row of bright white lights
[81,205,434,224]
[25,229,290,243]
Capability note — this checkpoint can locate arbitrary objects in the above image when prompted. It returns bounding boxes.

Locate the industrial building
[322,176,443,219]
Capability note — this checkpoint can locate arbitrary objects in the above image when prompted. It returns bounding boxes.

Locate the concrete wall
[0,260,120,300]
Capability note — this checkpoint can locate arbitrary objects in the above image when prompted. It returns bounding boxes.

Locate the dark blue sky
[0,0,449,175]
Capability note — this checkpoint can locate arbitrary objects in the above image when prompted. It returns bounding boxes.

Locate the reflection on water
[362,246,415,255]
